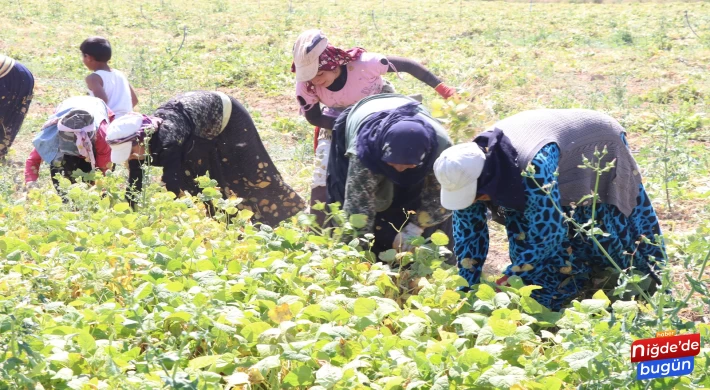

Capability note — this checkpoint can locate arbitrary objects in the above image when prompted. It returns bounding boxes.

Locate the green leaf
[579,299,609,313]
[493,292,511,308]
[353,297,377,317]
[383,376,405,390]
[431,375,450,390]
[165,281,184,292]
[52,367,75,381]
[113,202,131,213]
[315,364,343,388]
[275,227,300,245]
[520,296,544,314]
[452,316,481,336]
[133,282,153,300]
[611,300,638,315]
[283,365,314,387]
[308,235,329,245]
[459,348,494,368]
[592,289,611,306]
[76,332,96,353]
[349,214,368,229]
[378,249,397,262]
[282,351,311,362]
[241,322,272,343]
[195,259,216,271]
[188,354,222,370]
[253,355,281,373]
[488,317,517,337]
[518,285,542,297]
[563,350,599,371]
[475,284,496,301]
[440,290,460,307]
[430,231,449,246]
[476,363,527,387]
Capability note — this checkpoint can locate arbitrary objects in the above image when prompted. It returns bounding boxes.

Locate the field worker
[0,54,34,160]
[105,91,305,226]
[327,93,454,256]
[25,96,113,194]
[291,29,457,223]
[433,109,666,310]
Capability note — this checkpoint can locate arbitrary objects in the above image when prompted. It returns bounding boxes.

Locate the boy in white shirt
[80,36,138,118]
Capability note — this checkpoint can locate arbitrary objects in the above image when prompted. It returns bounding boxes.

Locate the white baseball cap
[292,29,329,83]
[105,113,144,163]
[433,143,487,211]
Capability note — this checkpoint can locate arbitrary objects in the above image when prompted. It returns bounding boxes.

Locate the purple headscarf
[356,102,438,187]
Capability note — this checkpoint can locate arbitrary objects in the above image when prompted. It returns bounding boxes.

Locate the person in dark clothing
[291,29,457,224]
[105,91,306,227]
[0,55,34,160]
[433,109,666,310]
[327,93,454,257]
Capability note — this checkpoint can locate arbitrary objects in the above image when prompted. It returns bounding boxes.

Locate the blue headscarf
[356,102,438,187]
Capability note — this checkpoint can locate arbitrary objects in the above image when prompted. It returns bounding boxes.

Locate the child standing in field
[80,37,138,118]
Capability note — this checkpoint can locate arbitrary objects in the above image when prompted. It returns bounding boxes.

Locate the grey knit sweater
[492,109,642,216]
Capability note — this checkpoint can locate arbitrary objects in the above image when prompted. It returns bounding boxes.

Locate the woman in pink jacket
[291,29,456,224]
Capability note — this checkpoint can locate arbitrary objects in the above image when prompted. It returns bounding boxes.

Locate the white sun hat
[433,143,487,211]
[292,29,329,83]
[105,113,144,163]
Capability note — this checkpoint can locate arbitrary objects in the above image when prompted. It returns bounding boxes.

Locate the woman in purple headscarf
[326,93,454,255]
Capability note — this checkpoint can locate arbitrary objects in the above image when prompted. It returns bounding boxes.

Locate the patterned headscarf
[291,44,366,94]
[57,110,97,169]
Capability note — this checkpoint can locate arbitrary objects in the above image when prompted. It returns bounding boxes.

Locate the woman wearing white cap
[105,91,305,227]
[433,109,665,310]
[291,29,456,224]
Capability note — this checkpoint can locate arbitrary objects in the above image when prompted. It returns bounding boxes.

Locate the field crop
[1,0,709,389]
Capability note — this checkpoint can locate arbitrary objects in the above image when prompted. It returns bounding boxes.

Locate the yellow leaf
[248,367,264,383]
[268,303,292,324]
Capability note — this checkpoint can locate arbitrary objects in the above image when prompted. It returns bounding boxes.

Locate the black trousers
[49,155,93,197]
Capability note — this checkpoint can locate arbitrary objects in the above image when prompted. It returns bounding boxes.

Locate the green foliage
[637,108,709,212]
[0,167,708,389]
[1,0,709,388]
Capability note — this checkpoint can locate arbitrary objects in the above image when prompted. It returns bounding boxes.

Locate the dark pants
[368,183,455,262]
[0,62,34,160]
[50,155,93,198]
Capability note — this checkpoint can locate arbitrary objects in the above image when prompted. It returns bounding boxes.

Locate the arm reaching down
[302,100,337,130]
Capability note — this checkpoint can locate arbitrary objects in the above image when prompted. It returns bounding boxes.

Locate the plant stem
[670,247,710,319]
[524,163,658,311]
[663,122,672,212]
